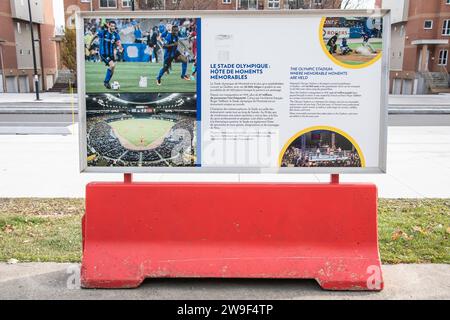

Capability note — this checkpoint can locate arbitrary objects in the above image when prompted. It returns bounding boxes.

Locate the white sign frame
[76,9,390,174]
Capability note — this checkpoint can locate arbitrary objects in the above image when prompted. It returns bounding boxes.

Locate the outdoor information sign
[77,10,389,173]
[77,10,389,291]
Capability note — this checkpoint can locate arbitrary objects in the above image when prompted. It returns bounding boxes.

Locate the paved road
[389,95,450,114]
[0,263,448,300]
[389,114,450,126]
[0,113,74,126]
[0,114,74,135]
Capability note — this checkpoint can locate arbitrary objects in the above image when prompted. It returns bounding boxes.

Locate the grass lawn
[85,61,196,93]
[109,118,174,148]
[0,198,448,264]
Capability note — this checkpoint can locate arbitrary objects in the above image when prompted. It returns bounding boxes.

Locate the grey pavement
[0,93,76,104]
[389,114,450,126]
[389,94,450,114]
[0,263,448,300]
[0,93,76,134]
[0,113,73,135]
[0,93,77,114]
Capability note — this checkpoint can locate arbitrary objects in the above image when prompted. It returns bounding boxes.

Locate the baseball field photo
[322,16,382,67]
[109,118,175,151]
[86,93,197,167]
[84,17,198,93]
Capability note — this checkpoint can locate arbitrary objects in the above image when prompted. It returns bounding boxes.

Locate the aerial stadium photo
[280,129,362,168]
[322,16,382,67]
[86,93,197,167]
[83,17,198,93]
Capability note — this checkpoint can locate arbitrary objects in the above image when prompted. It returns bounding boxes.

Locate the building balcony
[10,0,44,24]
[411,39,449,46]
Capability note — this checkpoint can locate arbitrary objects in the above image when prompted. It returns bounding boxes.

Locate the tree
[139,0,164,9]
[60,27,77,74]
[170,0,217,10]
[317,0,343,9]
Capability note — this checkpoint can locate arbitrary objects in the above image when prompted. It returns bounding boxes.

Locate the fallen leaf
[446,227,450,234]
[391,229,403,240]
[2,224,14,233]
[392,229,413,241]
[412,226,426,234]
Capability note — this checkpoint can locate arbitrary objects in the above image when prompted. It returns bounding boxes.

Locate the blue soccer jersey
[162,33,179,59]
[158,23,167,35]
[98,29,120,58]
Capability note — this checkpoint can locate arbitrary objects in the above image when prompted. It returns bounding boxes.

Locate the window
[99,0,117,8]
[268,0,280,8]
[424,20,433,29]
[438,50,448,65]
[239,0,257,9]
[443,19,450,35]
[315,0,322,4]
[122,0,131,6]
[17,22,21,34]
[223,0,231,3]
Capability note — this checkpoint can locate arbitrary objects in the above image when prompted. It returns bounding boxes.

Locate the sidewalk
[0,125,449,198]
[0,263,448,299]
[389,94,450,114]
[0,93,77,114]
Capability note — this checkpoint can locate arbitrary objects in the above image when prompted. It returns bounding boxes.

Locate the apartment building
[64,0,342,15]
[383,0,450,94]
[0,0,58,93]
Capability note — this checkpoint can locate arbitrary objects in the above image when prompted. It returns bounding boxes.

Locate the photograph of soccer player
[83,18,198,93]
[93,20,123,90]
[156,24,191,86]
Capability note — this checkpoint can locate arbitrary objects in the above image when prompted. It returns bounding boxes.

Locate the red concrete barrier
[81,180,383,290]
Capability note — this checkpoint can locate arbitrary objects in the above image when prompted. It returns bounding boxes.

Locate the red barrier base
[81,181,383,291]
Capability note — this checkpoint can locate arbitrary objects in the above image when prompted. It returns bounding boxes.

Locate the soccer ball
[111,81,120,90]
